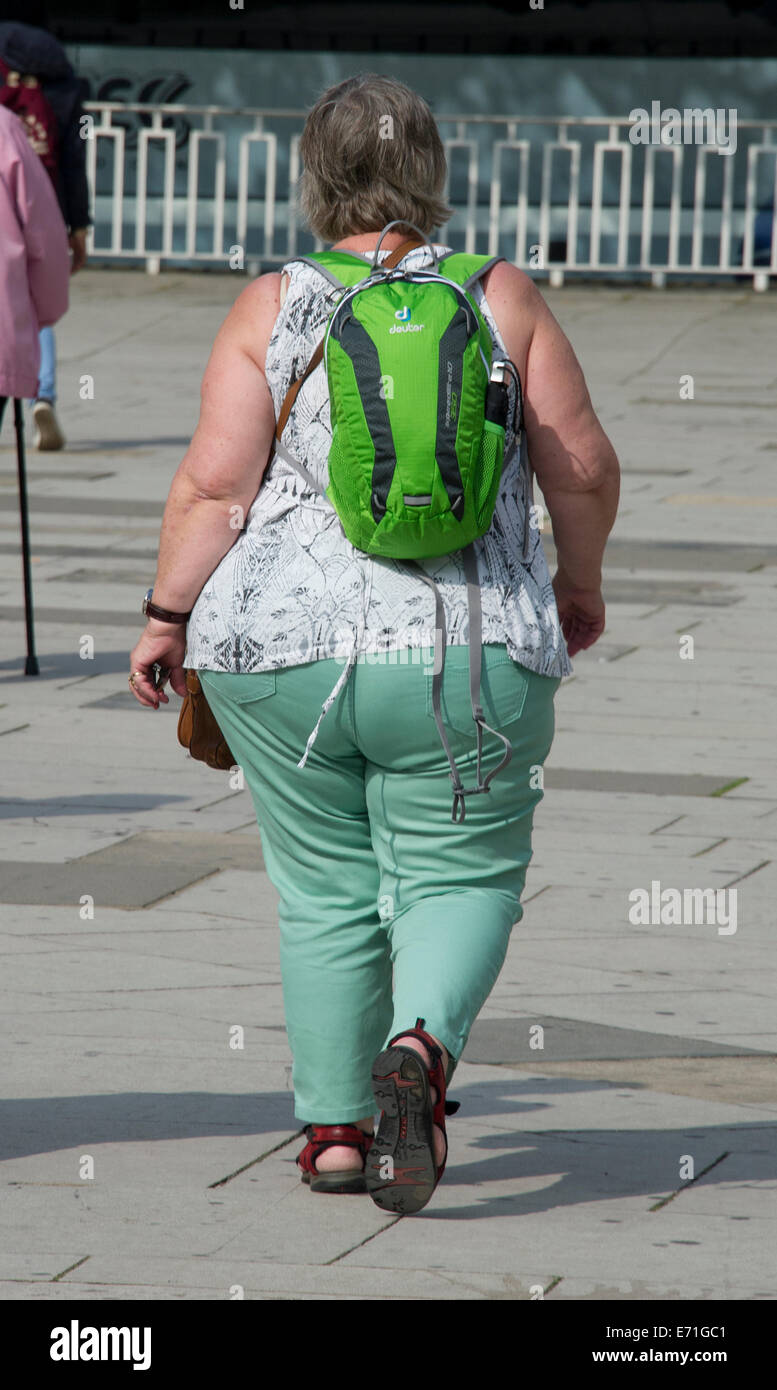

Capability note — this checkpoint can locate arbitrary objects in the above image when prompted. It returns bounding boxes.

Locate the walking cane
[13,399,40,676]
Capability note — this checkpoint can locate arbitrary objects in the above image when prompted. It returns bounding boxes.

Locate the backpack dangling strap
[413,545,513,824]
[461,544,513,799]
[272,436,329,500]
[519,430,534,562]
[412,565,468,822]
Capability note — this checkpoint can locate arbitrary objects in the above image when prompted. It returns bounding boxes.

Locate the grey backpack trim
[518,431,534,562]
[462,256,503,291]
[272,436,327,499]
[290,255,347,291]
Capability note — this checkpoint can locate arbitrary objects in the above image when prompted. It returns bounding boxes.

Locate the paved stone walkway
[0,273,774,1299]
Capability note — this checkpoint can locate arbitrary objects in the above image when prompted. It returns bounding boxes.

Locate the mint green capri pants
[200,645,560,1124]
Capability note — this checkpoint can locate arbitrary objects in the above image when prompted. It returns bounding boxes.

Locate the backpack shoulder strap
[273,256,346,440]
[292,254,349,290]
[437,252,504,292]
[297,250,370,290]
[299,237,427,287]
[274,251,369,439]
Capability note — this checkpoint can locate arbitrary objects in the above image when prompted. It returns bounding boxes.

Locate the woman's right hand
[552,567,606,658]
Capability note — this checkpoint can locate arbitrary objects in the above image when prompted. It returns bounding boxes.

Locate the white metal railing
[82,104,777,288]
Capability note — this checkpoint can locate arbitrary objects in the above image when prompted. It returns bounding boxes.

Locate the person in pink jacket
[0,103,69,430]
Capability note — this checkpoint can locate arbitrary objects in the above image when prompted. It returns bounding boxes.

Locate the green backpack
[273,221,527,822]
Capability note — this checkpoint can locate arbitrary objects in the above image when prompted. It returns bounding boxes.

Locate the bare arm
[483,261,620,652]
[129,271,280,706]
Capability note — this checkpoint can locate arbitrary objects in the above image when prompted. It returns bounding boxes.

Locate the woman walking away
[129,75,620,1215]
[0,103,69,431]
[0,18,92,449]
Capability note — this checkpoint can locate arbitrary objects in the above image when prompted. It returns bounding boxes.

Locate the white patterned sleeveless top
[184,245,573,704]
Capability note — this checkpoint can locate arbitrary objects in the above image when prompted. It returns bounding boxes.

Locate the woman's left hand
[128,620,189,708]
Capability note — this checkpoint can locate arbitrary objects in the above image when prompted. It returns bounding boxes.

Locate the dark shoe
[365,1017,459,1215]
[296,1122,374,1194]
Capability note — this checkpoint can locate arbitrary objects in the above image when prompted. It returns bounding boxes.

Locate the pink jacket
[0,104,69,398]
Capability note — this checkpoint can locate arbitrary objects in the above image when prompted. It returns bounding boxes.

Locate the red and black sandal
[296,1123,374,1194]
[364,1017,460,1215]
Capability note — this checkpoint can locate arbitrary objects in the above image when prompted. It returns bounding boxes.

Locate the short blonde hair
[298,74,453,242]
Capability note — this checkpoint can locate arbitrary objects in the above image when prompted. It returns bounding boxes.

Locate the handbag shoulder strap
[275,339,324,441]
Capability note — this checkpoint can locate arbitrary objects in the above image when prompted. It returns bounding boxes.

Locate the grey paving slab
[0,541,160,560]
[0,832,266,906]
[1,1125,299,1186]
[529,842,766,879]
[539,797,774,836]
[0,927,280,974]
[150,870,281,921]
[602,578,742,606]
[544,537,777,573]
[0,981,285,1019]
[0,805,258,863]
[484,992,777,1040]
[513,880,773,939]
[0,1262,554,1300]
[511,964,775,1004]
[511,933,777,972]
[336,1194,774,1290]
[0,1282,201,1301]
[548,1279,776,1300]
[543,769,742,795]
[326,1109,774,1285]
[82,690,191,711]
[1,1018,290,1065]
[462,1017,769,1065]
[501,1057,777,1108]
[0,861,219,908]
[0,903,270,936]
[47,567,168,588]
[0,496,164,517]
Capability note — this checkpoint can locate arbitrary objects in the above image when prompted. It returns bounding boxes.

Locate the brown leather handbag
[177,670,235,771]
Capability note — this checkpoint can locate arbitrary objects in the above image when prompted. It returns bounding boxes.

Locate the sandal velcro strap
[296,1122,374,1176]
[308,1124,368,1145]
[387,1017,443,1064]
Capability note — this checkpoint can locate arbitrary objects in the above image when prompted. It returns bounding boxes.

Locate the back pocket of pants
[199,670,276,707]
[425,647,529,735]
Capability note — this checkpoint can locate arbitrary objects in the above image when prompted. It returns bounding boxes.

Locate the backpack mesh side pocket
[472,419,505,531]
